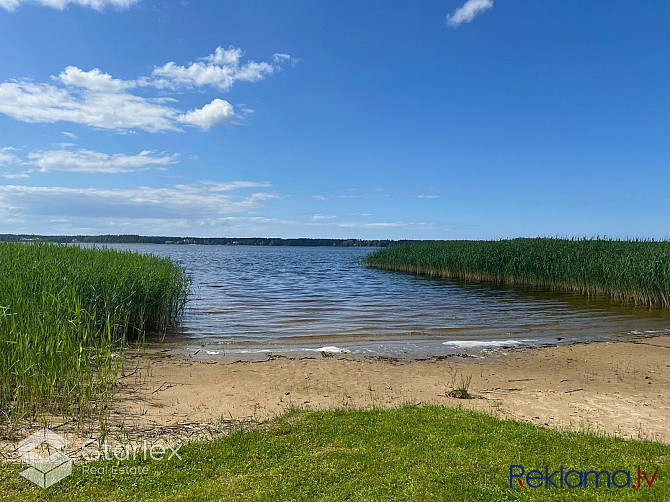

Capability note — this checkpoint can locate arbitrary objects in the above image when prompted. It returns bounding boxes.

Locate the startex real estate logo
[18,428,72,488]
[510,464,659,490]
[16,427,183,489]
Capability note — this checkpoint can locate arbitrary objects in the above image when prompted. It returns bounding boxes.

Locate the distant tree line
[0,234,401,247]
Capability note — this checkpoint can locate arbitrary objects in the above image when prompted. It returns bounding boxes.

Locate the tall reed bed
[364,238,670,308]
[0,242,190,430]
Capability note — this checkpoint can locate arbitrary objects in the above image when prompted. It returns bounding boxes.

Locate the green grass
[0,242,190,428]
[1,406,668,501]
[364,238,670,308]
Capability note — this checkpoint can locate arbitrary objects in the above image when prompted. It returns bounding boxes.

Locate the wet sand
[110,335,670,443]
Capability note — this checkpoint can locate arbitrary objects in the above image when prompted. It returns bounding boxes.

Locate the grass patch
[0,242,190,429]
[363,238,670,308]
[446,368,472,399]
[1,406,668,500]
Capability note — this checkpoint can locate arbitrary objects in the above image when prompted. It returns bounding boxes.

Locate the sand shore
[3,335,669,461]
[109,335,670,443]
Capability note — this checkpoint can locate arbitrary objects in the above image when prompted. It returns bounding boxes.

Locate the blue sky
[0,0,668,239]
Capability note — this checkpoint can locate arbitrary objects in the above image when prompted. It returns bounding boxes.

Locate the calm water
[101,244,670,358]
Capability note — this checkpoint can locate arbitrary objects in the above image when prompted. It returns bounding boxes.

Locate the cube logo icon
[18,428,72,488]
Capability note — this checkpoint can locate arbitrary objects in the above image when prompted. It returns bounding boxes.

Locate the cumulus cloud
[446,0,493,28]
[57,66,129,92]
[151,46,279,91]
[204,46,243,65]
[0,0,138,12]
[0,47,291,132]
[178,98,235,130]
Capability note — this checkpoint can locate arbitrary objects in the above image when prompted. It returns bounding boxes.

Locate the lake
[99,244,670,358]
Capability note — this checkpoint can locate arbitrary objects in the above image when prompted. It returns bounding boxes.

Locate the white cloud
[0,47,291,132]
[0,181,279,222]
[310,188,392,201]
[0,0,138,12]
[0,0,21,11]
[208,215,295,226]
[40,214,297,236]
[204,46,243,65]
[178,98,235,130]
[62,131,78,139]
[0,146,180,176]
[151,46,281,91]
[0,176,284,235]
[417,194,440,199]
[336,221,429,229]
[57,66,129,92]
[311,214,337,221]
[0,81,183,132]
[0,147,19,166]
[28,148,178,173]
[446,0,493,28]
[203,180,272,191]
[273,53,291,64]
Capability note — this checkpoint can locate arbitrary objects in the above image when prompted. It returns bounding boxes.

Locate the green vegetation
[447,369,472,399]
[1,406,668,501]
[364,238,670,308]
[0,242,190,428]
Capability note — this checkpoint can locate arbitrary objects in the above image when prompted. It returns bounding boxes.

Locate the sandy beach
[3,334,669,462]
[108,335,670,444]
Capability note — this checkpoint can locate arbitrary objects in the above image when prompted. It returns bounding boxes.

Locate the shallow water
[98,244,670,358]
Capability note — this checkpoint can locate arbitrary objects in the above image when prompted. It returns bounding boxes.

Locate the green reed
[364,238,670,308]
[0,242,191,430]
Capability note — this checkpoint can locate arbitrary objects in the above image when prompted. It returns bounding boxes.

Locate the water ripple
[102,245,670,357]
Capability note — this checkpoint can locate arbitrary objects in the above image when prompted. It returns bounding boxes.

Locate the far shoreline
[0,234,394,247]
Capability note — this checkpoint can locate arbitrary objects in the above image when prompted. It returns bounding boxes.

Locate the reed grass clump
[364,238,670,308]
[0,242,191,429]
